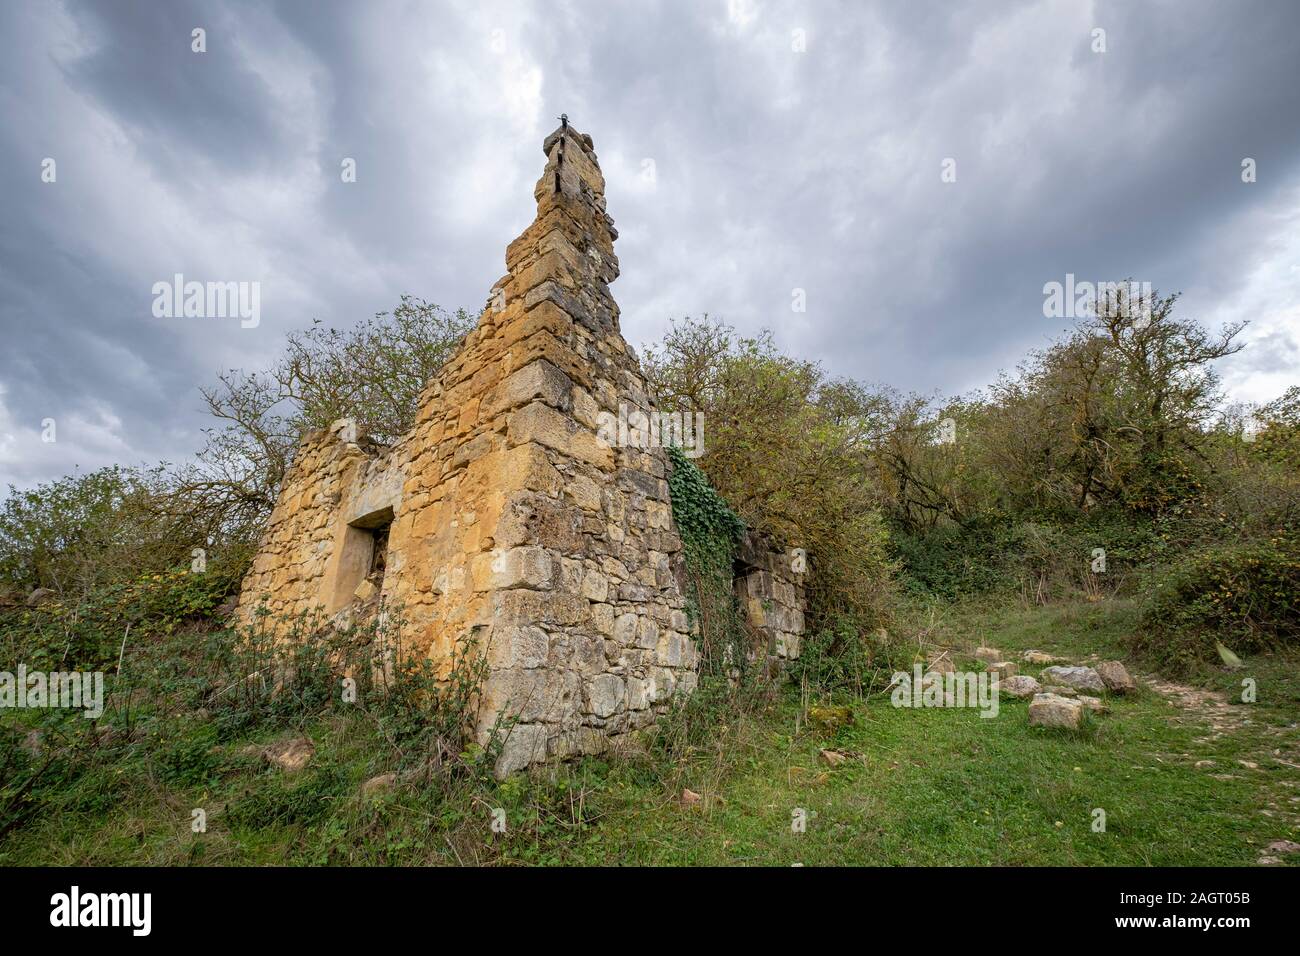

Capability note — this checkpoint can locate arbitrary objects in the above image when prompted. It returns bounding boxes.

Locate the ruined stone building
[236,122,805,773]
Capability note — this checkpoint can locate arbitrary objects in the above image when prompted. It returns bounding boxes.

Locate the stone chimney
[236,122,698,775]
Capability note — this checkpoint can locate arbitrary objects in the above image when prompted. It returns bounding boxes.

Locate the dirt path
[1142,675,1254,742]
[1143,673,1300,865]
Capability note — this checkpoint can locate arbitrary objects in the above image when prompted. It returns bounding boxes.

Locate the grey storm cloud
[2,0,1298,490]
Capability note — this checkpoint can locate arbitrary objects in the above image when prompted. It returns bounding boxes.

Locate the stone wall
[236,123,697,774]
[237,418,403,623]
[734,530,807,661]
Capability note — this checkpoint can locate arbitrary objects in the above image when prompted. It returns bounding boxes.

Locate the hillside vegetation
[2,288,1297,865]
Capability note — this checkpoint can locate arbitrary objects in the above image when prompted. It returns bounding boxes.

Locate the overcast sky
[2,0,1298,491]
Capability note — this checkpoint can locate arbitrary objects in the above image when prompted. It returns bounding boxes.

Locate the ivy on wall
[666,446,744,580]
[666,446,746,673]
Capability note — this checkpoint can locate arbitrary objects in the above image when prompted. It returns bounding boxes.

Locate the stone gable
[236,122,700,774]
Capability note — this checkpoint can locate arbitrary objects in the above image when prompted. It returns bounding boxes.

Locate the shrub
[1133,535,1300,670]
[153,726,222,788]
[0,466,234,600]
[0,562,245,678]
[193,609,497,781]
[785,614,905,698]
[891,513,1160,603]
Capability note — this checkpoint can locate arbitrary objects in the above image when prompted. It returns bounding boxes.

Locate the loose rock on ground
[1039,665,1106,693]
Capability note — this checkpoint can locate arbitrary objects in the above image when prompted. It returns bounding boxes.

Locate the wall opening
[367,521,390,586]
[326,505,394,613]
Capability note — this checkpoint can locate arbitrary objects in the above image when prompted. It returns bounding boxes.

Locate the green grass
[565,692,1270,866]
[3,596,1297,866]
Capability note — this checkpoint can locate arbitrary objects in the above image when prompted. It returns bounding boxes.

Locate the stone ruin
[236,121,807,773]
[735,531,807,662]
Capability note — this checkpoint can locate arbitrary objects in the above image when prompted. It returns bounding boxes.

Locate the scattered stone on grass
[1029,693,1084,729]
[927,655,956,674]
[361,772,397,796]
[999,675,1042,699]
[262,736,315,773]
[1096,660,1137,694]
[25,587,56,607]
[820,748,852,767]
[1040,665,1106,693]
[1259,840,1300,865]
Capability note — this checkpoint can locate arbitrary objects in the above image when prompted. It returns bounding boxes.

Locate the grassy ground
[3,595,1297,866]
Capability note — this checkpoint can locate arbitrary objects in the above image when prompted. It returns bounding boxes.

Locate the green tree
[644,316,896,628]
[184,296,473,531]
[0,466,203,597]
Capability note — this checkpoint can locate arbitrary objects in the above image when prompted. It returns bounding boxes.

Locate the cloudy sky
[2,0,1298,490]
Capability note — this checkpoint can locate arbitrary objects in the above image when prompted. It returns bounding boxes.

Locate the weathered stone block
[1096,660,1137,694]
[489,546,555,590]
[586,673,624,718]
[999,675,1042,699]
[500,300,574,349]
[508,401,612,469]
[626,677,653,711]
[490,359,572,416]
[580,567,609,602]
[493,588,590,628]
[1039,665,1106,693]
[1028,692,1084,729]
[656,630,683,667]
[497,443,562,496]
[495,724,549,776]
[636,616,659,649]
[566,473,603,510]
[548,727,609,759]
[495,625,549,669]
[592,602,615,635]
[614,612,638,645]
